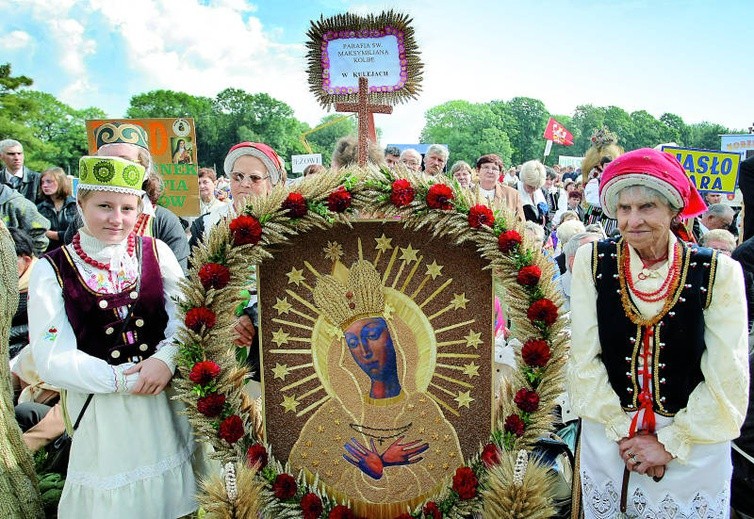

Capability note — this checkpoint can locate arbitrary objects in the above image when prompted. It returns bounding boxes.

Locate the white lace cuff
[657,425,690,463]
[603,414,631,442]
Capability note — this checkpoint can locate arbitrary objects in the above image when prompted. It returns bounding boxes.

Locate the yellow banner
[661,146,741,194]
[86,118,200,217]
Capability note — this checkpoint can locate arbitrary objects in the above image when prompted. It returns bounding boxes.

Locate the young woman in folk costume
[64,122,190,272]
[29,156,200,518]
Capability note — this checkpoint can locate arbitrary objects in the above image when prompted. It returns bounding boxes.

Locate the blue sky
[1,0,751,146]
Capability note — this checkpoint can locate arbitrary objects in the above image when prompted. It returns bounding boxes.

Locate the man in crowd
[384,146,401,169]
[422,144,449,176]
[400,148,422,172]
[1,139,41,204]
[700,203,735,234]
[704,191,723,206]
[0,183,49,255]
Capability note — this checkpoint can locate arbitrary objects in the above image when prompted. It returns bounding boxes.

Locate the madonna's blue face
[344,317,396,381]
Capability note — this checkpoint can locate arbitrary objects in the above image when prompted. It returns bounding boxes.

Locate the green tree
[16,90,105,172]
[0,63,52,169]
[305,114,357,165]
[503,97,549,165]
[571,104,606,155]
[420,100,512,167]
[214,89,309,171]
[628,110,662,149]
[687,121,730,150]
[602,106,634,149]
[659,112,689,146]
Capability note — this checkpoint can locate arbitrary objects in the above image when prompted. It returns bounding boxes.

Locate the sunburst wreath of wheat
[174,166,569,519]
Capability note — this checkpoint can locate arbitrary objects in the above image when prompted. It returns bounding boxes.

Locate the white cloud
[86,0,308,108]
[0,30,32,50]
[48,18,96,75]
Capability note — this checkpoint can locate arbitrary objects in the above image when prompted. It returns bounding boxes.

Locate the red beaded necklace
[623,241,681,303]
[72,233,135,271]
[133,213,151,236]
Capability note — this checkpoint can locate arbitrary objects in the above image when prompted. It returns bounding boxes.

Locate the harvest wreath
[175,166,569,518]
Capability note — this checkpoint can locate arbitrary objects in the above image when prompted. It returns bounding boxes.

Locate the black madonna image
[259,221,493,518]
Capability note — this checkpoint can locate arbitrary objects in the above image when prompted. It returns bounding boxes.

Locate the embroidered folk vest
[45,236,169,365]
[592,238,718,416]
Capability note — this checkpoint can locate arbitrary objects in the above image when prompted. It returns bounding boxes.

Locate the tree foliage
[305,113,357,166]
[420,100,512,167]
[0,63,50,169]
[17,91,105,172]
[502,97,550,165]
[0,61,745,176]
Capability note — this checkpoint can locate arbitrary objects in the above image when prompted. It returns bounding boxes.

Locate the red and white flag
[543,117,574,146]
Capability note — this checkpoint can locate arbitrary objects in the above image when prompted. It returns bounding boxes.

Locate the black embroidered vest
[592,238,718,416]
[45,236,169,366]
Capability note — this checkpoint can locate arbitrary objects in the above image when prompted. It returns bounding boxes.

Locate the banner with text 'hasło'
[661,145,741,194]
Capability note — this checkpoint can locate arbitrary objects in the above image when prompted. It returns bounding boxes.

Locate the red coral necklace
[623,241,680,303]
[72,233,135,270]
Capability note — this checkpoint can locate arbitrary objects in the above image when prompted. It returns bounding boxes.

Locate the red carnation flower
[514,388,540,412]
[188,360,221,385]
[481,443,502,468]
[272,473,297,500]
[468,204,495,229]
[426,183,454,210]
[452,466,478,500]
[246,443,268,469]
[497,230,522,253]
[521,339,551,368]
[185,306,217,332]
[327,186,352,213]
[390,178,415,207]
[504,414,526,437]
[516,265,542,286]
[301,493,323,519]
[527,298,559,326]
[198,262,231,290]
[423,501,441,519]
[328,504,355,519]
[196,392,226,417]
[218,414,244,444]
[282,192,308,218]
[229,214,263,246]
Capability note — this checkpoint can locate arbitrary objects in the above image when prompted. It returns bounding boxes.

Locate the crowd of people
[1,128,753,519]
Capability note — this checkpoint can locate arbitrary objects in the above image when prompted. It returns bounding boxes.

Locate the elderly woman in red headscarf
[567,148,749,517]
[188,142,287,390]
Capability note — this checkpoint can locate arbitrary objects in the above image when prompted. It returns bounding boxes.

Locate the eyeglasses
[231,172,270,185]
